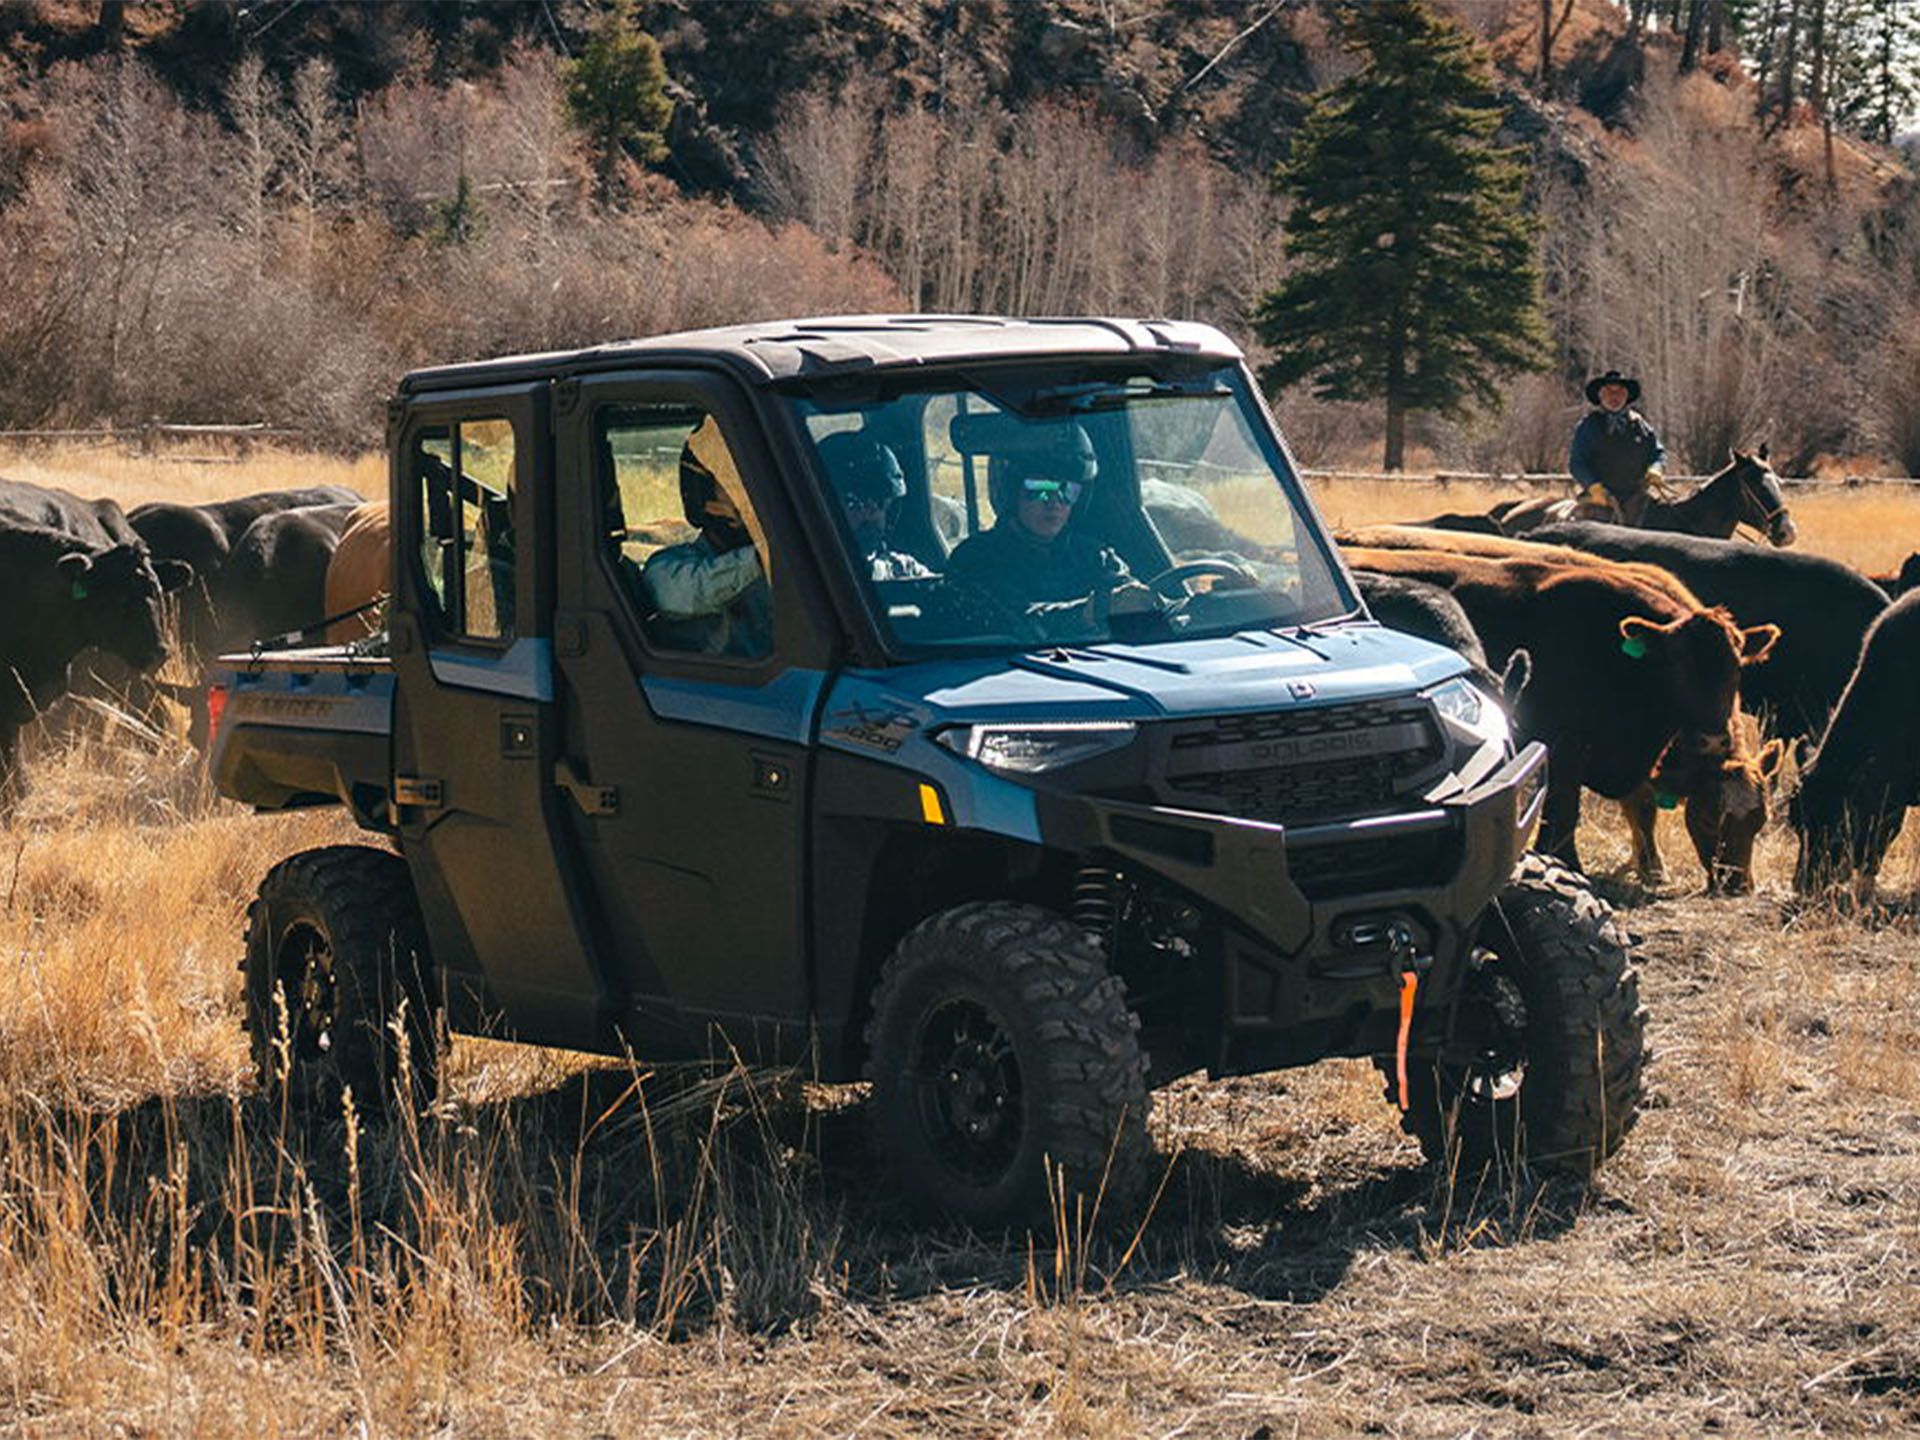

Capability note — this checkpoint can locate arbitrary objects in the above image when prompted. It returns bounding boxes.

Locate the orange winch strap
[1395,969,1418,1112]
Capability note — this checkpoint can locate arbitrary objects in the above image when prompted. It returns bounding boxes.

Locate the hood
[823,621,1474,743]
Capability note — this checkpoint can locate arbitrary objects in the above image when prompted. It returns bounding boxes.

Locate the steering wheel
[1142,558,1262,602]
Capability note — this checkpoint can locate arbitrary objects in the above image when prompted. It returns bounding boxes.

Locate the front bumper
[1033,741,1548,1072]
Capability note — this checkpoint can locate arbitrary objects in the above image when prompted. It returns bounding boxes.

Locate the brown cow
[323,502,389,643]
[1343,544,1778,885]
[1346,525,1793,890]
[1634,710,1787,895]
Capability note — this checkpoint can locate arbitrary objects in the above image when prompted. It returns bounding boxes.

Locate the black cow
[1867,552,1920,598]
[0,476,148,550]
[1354,571,1490,674]
[81,502,360,749]
[128,485,361,655]
[0,485,191,809]
[1792,589,1920,894]
[1527,520,1889,746]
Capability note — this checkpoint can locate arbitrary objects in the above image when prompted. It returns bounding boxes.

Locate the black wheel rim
[275,922,338,1069]
[909,996,1025,1186]
[1445,951,1529,1112]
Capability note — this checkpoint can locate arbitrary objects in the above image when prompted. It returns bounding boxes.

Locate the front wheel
[245,845,440,1115]
[865,902,1150,1227]
[1392,853,1648,1176]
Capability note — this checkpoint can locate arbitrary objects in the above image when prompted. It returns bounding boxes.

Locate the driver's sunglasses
[1019,477,1083,506]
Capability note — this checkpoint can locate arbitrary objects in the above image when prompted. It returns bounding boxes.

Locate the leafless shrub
[756,81,1286,332]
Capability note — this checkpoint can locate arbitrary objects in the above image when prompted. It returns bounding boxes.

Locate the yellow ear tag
[1621,636,1647,660]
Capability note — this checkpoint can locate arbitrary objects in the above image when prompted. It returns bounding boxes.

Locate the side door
[549,372,830,1060]
[389,385,617,1050]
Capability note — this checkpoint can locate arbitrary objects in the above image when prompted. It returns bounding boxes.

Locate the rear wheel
[865,902,1150,1226]
[245,845,439,1115]
[1393,853,1647,1176]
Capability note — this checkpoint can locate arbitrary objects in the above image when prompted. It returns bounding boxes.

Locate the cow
[1353,571,1491,674]
[1340,543,1778,887]
[0,479,192,810]
[1632,710,1786,895]
[1523,520,1889,746]
[0,476,149,550]
[323,502,391,643]
[127,485,362,660]
[1791,589,1920,897]
[1867,552,1920,598]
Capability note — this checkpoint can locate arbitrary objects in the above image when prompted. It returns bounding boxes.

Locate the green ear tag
[1655,790,1679,810]
[1621,635,1647,660]
[70,581,88,601]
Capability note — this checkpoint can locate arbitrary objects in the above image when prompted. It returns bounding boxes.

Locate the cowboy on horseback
[1570,370,1668,524]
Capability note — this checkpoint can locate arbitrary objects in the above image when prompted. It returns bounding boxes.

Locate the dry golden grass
[0,451,1917,1433]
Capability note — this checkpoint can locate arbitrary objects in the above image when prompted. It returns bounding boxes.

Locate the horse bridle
[1737,465,1791,540]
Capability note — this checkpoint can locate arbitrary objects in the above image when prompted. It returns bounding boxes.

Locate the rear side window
[414,417,517,641]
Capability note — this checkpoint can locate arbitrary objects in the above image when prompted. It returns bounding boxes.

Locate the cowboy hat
[1584,370,1641,405]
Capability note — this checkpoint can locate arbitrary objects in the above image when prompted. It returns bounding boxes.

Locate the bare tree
[223,51,284,275]
[284,57,350,272]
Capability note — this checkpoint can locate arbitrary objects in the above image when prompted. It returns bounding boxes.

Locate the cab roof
[397,314,1242,395]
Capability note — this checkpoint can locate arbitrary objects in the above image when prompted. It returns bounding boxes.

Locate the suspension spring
[1072,866,1122,952]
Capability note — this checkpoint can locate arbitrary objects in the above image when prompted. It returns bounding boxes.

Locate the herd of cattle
[1,468,1917,903]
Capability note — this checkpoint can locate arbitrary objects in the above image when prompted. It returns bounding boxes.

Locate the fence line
[1299,468,1920,489]
[1,428,1915,490]
[0,422,307,454]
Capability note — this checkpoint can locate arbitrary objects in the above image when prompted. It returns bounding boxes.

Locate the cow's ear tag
[1654,790,1679,810]
[70,581,88,601]
[1621,635,1647,660]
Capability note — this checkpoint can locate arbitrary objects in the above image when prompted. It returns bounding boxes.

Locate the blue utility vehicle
[210,317,1645,1223]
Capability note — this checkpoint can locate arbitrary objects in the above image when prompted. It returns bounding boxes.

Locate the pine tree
[1255,1,1547,471]
[566,0,673,207]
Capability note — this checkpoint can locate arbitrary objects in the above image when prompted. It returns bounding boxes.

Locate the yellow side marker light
[918,783,947,826]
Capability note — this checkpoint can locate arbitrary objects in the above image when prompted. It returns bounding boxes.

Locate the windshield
[785,361,1353,656]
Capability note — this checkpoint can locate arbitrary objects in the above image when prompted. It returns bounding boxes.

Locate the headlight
[1423,676,1511,750]
[936,721,1138,774]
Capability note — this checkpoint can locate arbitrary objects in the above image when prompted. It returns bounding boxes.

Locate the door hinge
[556,759,619,817]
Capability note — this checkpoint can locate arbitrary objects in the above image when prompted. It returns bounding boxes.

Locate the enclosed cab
[213,316,1644,1224]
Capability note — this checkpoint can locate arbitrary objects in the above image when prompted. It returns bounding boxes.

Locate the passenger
[944,425,1147,641]
[639,418,772,658]
[1569,369,1668,524]
[818,431,932,581]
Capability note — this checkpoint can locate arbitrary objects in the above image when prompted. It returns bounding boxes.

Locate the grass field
[1,441,1917,1435]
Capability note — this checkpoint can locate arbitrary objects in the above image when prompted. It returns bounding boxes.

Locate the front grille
[1286,828,1459,901]
[1157,700,1443,825]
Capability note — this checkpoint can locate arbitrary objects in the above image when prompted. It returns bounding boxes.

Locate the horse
[1470,448,1797,548]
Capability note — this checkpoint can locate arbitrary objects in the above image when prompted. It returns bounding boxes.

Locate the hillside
[0,0,1915,473]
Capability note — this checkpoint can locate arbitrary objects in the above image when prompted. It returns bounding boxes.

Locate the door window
[414,417,517,641]
[595,403,773,660]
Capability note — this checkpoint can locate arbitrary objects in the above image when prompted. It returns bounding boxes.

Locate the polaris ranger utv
[210,316,1645,1225]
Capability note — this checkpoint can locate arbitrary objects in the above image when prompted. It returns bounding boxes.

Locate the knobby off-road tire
[245,845,440,1116]
[1394,852,1648,1177]
[865,902,1151,1227]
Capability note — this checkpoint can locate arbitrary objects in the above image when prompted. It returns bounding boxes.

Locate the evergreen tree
[1255,1,1546,471]
[566,0,673,206]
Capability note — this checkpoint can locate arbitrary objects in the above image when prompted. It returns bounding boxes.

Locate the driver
[944,424,1147,642]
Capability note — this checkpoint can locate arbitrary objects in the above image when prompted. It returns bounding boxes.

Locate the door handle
[555,759,619,817]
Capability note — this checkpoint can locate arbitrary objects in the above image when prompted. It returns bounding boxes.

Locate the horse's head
[1732,445,1796,547]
